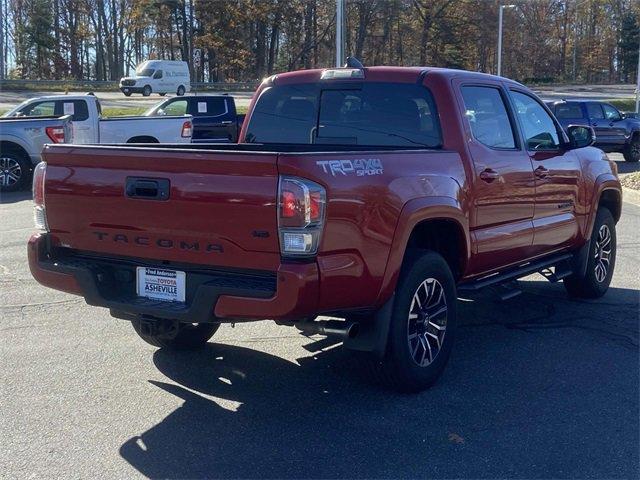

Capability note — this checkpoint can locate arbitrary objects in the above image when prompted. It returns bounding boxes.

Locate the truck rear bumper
[28,233,319,323]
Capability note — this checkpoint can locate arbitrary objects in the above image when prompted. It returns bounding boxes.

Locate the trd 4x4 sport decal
[316,159,383,177]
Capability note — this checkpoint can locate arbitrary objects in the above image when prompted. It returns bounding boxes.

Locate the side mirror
[567,125,595,149]
[156,108,166,116]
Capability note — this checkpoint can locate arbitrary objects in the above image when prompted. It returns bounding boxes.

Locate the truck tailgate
[42,145,281,271]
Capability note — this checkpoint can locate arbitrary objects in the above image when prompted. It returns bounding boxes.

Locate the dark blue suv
[547,100,640,162]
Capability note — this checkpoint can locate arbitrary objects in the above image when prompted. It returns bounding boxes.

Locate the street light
[497,4,516,77]
[635,38,640,113]
[336,0,345,67]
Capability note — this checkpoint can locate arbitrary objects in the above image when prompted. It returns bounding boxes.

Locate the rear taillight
[45,126,65,143]
[32,162,49,232]
[278,176,326,256]
[181,121,193,138]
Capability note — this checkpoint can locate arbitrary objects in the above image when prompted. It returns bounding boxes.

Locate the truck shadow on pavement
[0,190,31,204]
[120,281,639,479]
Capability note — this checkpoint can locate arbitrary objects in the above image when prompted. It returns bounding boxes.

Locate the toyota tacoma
[28,62,622,392]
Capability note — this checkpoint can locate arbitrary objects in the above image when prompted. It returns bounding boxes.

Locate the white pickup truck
[3,94,192,145]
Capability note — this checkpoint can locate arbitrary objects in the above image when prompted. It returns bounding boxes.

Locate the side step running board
[458,252,573,293]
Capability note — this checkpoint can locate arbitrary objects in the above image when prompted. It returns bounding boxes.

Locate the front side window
[161,100,188,116]
[586,103,604,120]
[20,101,56,117]
[461,86,516,149]
[245,82,441,147]
[511,91,561,150]
[153,70,163,79]
[602,104,621,121]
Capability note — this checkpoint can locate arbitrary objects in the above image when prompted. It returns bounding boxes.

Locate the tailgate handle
[125,177,170,200]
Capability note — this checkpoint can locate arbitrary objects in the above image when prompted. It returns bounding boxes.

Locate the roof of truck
[273,66,525,87]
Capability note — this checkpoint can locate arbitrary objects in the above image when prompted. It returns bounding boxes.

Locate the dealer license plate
[136,267,186,303]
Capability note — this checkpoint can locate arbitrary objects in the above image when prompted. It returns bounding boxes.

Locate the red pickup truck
[28,64,622,392]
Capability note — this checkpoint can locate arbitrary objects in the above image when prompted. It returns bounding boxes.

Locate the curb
[622,187,640,206]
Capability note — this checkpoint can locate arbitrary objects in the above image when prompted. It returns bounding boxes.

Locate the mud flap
[571,240,591,278]
[343,294,394,358]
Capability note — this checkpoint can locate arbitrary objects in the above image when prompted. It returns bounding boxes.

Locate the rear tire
[177,85,185,96]
[0,148,31,192]
[623,137,640,162]
[369,251,457,393]
[142,85,152,97]
[159,92,166,97]
[564,207,616,298]
[132,320,219,350]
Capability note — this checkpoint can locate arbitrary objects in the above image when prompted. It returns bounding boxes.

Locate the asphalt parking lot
[1,157,639,479]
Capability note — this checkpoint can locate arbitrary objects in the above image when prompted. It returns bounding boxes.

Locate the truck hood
[121,76,150,83]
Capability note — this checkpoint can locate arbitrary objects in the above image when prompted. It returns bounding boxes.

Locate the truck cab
[145,94,243,143]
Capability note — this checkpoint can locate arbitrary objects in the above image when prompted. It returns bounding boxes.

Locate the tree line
[1,0,639,85]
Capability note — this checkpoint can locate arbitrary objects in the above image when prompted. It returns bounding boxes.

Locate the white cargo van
[119,60,191,97]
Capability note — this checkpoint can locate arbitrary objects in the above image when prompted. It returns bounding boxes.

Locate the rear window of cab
[244,82,442,148]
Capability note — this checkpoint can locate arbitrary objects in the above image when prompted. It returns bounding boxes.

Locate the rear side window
[55,100,89,121]
[193,97,227,116]
[554,103,583,119]
[461,86,516,149]
[245,82,441,147]
[586,103,604,119]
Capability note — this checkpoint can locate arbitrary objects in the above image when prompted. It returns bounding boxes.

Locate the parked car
[4,93,193,144]
[0,115,72,192]
[547,100,640,162]
[145,94,244,143]
[2,94,192,190]
[28,64,621,392]
[119,60,190,97]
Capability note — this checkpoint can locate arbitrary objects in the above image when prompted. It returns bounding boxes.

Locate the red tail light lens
[32,162,48,231]
[278,176,326,256]
[45,126,65,143]
[181,121,193,138]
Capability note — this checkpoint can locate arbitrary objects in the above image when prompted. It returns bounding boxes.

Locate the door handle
[479,168,500,182]
[592,122,598,126]
[220,120,234,125]
[535,166,549,178]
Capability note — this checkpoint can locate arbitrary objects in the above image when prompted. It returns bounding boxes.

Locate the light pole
[336,0,345,67]
[635,39,640,113]
[497,4,515,77]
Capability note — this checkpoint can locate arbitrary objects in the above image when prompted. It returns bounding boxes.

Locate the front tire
[0,149,31,192]
[623,137,640,162]
[564,207,616,298]
[123,91,132,97]
[132,320,219,350]
[142,85,152,97]
[371,251,457,393]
